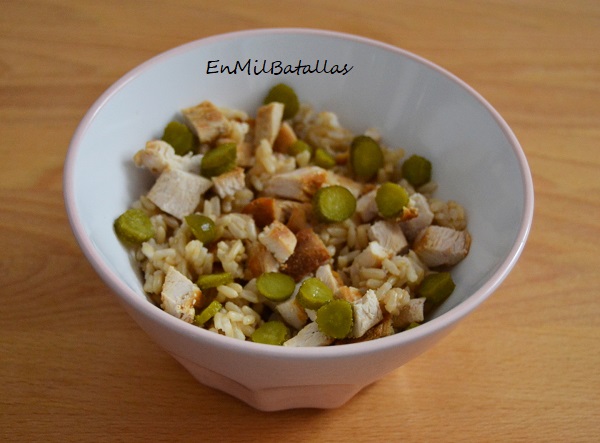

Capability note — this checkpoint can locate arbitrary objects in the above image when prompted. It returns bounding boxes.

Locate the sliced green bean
[297,277,333,311]
[201,142,237,178]
[184,214,216,244]
[418,272,456,306]
[376,182,410,218]
[162,121,197,156]
[251,320,290,345]
[196,272,234,290]
[402,154,432,187]
[263,83,299,120]
[256,272,296,302]
[194,300,222,326]
[313,185,356,223]
[316,299,354,339]
[350,135,383,180]
[114,208,155,244]
[314,148,336,169]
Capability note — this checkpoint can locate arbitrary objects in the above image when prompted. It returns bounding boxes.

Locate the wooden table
[2,1,599,441]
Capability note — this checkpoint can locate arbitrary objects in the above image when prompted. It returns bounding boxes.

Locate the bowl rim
[63,27,534,360]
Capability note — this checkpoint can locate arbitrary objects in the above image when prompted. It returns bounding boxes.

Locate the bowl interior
[65,29,532,332]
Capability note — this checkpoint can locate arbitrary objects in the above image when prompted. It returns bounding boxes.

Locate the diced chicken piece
[282,228,331,281]
[413,225,471,267]
[146,169,212,219]
[351,290,383,338]
[315,264,343,294]
[263,166,328,202]
[236,141,254,168]
[211,167,246,198]
[258,220,297,263]
[339,315,395,344]
[356,189,378,223]
[161,267,202,323]
[348,241,393,286]
[277,200,312,222]
[242,197,282,229]
[182,101,230,143]
[326,171,364,198]
[283,321,334,347]
[392,297,426,329]
[285,204,310,233]
[246,242,279,279]
[273,121,297,153]
[274,289,308,331]
[368,220,408,255]
[400,193,434,241]
[133,140,202,175]
[336,285,363,303]
[254,102,284,147]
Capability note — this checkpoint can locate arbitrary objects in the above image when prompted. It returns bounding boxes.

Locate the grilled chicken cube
[392,297,426,329]
[254,102,284,147]
[274,289,308,331]
[212,167,246,198]
[356,189,378,223]
[400,193,434,241]
[283,321,334,347]
[273,121,297,153]
[336,285,363,303]
[242,197,282,229]
[315,264,343,294]
[413,225,471,267]
[282,228,331,281]
[246,242,279,279]
[147,169,212,219]
[133,139,202,175]
[368,220,408,255]
[258,220,297,263]
[182,101,230,144]
[161,267,202,323]
[263,166,328,202]
[351,290,383,338]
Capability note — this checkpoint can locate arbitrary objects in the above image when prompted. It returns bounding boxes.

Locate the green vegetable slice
[194,300,222,326]
[313,148,336,169]
[162,121,196,156]
[251,320,290,345]
[201,142,237,178]
[375,182,410,218]
[256,272,296,302]
[402,154,432,187]
[184,214,216,244]
[288,140,313,157]
[316,299,354,339]
[297,277,334,311]
[114,208,155,244]
[196,272,234,290]
[418,272,456,306]
[263,83,300,120]
[350,135,384,180]
[313,185,356,223]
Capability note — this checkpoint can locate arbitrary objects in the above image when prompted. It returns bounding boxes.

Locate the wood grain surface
[1,1,599,441]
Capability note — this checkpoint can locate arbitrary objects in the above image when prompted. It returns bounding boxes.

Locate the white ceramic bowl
[64,28,534,411]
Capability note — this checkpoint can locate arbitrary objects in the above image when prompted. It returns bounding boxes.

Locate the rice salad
[114,84,471,346]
